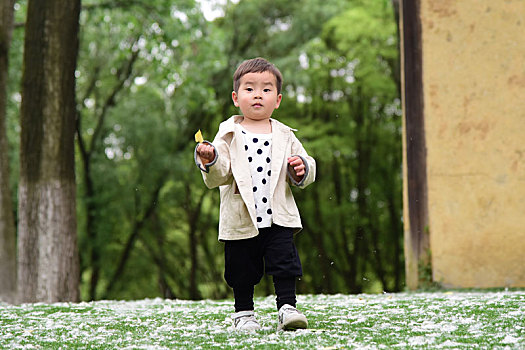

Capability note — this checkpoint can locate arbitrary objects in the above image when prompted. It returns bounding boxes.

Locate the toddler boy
[195,57,316,331]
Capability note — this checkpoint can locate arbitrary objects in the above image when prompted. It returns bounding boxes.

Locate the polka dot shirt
[242,128,272,228]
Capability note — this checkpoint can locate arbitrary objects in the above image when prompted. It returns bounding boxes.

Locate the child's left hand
[288,156,305,177]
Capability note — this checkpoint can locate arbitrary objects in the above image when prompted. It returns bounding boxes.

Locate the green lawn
[1,291,523,349]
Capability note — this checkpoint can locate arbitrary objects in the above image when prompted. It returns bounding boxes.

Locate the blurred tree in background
[0,0,17,304]
[2,0,402,301]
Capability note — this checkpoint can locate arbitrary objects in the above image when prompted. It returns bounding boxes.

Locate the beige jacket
[195,115,316,241]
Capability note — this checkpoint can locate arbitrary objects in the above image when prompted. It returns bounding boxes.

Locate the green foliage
[7,0,405,300]
[276,0,403,294]
[322,0,398,97]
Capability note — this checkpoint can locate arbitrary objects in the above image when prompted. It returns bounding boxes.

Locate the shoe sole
[236,322,262,331]
[236,326,261,332]
[279,316,308,331]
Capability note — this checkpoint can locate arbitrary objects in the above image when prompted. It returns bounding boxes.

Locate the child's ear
[232,91,239,107]
[275,94,282,109]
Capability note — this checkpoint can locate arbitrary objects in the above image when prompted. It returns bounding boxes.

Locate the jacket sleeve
[194,132,233,189]
[288,131,316,188]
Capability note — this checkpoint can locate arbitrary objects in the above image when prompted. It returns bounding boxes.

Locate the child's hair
[233,57,283,95]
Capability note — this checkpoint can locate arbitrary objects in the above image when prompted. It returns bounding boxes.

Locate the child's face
[232,71,282,122]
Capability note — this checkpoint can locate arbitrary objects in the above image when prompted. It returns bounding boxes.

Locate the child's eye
[245,88,253,92]
[263,88,271,92]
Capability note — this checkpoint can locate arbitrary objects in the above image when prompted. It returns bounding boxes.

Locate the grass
[1,291,524,349]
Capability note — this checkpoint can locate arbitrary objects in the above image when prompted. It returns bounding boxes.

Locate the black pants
[224,225,302,312]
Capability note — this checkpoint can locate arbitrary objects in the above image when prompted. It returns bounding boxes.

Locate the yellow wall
[420,0,525,287]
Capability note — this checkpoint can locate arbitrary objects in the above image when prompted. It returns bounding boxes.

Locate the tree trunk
[307,183,334,294]
[102,181,163,299]
[347,91,369,294]
[387,186,403,291]
[400,0,430,290]
[0,0,17,304]
[17,0,81,303]
[185,186,205,300]
[76,48,138,300]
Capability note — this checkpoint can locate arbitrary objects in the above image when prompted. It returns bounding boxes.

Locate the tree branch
[89,48,139,153]
[82,0,155,12]
[76,64,101,162]
[102,176,165,299]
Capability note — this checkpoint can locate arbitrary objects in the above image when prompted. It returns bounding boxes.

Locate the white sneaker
[278,304,308,331]
[232,310,261,331]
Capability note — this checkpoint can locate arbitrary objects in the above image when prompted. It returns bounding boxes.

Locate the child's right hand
[196,143,216,164]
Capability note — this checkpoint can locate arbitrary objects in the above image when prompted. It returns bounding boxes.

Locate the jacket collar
[221,115,295,134]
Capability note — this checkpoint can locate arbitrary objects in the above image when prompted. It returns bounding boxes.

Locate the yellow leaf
[194,129,203,143]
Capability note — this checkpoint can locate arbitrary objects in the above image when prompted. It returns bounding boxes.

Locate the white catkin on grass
[0,291,523,349]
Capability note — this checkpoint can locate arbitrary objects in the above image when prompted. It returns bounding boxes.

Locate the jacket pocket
[233,195,253,227]
[283,185,300,216]
[221,192,253,230]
